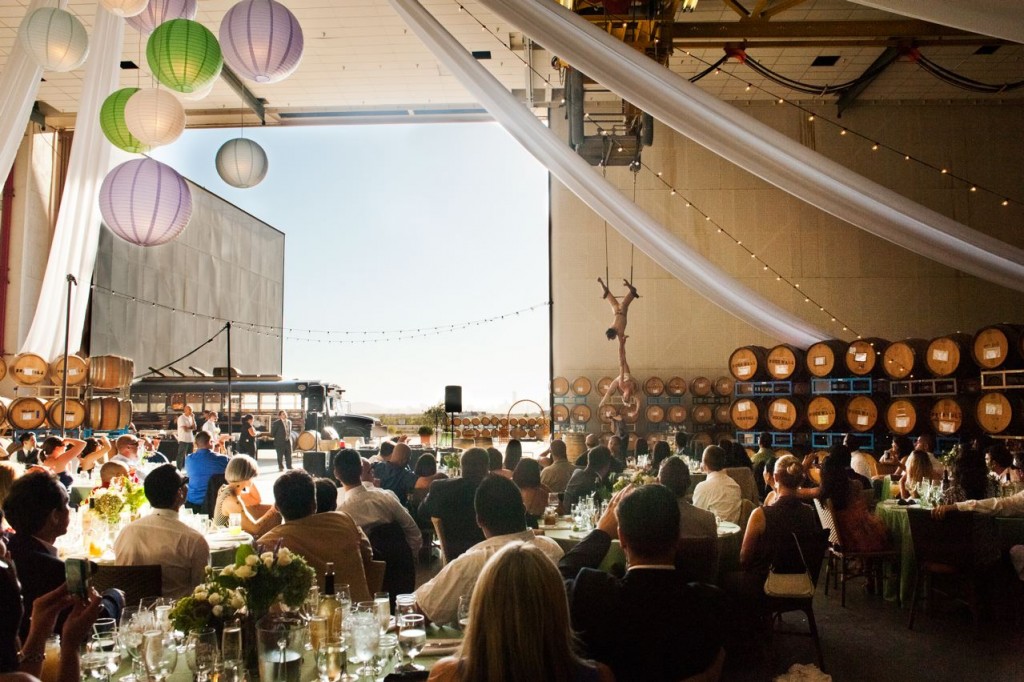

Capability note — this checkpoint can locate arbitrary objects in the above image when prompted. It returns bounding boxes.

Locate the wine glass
[457,595,471,630]
[143,630,178,682]
[307,615,327,653]
[185,628,219,682]
[373,592,391,636]
[398,614,426,672]
[221,621,243,678]
[348,612,380,679]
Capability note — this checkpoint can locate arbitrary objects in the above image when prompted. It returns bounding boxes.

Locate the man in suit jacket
[418,448,489,561]
[271,411,294,472]
[563,446,612,509]
[559,484,725,682]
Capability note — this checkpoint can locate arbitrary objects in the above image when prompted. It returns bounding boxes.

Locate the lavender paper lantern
[216,138,268,188]
[99,158,193,247]
[126,0,197,35]
[18,7,89,72]
[123,88,186,147]
[220,0,303,84]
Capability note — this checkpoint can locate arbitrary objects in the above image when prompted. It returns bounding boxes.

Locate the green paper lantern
[147,18,223,93]
[99,88,151,153]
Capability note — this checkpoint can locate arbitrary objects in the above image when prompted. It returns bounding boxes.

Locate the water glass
[221,622,243,671]
[394,595,416,618]
[185,628,219,682]
[398,614,426,671]
[376,634,398,675]
[373,593,391,636]
[143,630,178,682]
[457,595,471,630]
[229,513,243,535]
[348,612,380,679]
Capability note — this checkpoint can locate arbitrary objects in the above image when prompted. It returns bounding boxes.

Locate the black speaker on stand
[445,385,462,451]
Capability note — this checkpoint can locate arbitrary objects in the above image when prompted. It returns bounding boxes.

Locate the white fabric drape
[388,0,828,346]
[849,1,1024,44]
[20,5,123,359]
[0,0,60,184]
[475,0,1024,293]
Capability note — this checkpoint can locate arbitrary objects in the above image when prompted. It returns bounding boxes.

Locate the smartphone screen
[65,558,90,599]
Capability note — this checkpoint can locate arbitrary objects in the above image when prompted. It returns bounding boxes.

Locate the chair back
[676,535,719,584]
[772,529,829,586]
[92,564,162,607]
[738,498,757,532]
[204,474,227,518]
[364,560,386,595]
[725,467,759,504]
[814,499,840,545]
[906,508,997,570]
[431,517,451,566]
[366,522,415,597]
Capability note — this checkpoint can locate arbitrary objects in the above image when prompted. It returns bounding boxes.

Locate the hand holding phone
[65,558,92,599]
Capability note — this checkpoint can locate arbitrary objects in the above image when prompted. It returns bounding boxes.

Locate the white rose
[277,553,292,567]
[194,591,208,602]
[231,595,245,609]
[263,557,274,569]
[260,552,274,562]
[212,605,223,617]
[277,547,292,558]
[234,565,253,579]
[208,593,223,605]
[220,566,235,576]
[245,554,259,566]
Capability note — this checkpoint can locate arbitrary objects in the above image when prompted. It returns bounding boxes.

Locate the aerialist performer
[598,278,641,412]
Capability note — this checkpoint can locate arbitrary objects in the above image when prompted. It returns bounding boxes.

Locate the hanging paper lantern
[216,138,269,188]
[126,0,197,35]
[147,19,223,93]
[99,158,193,247]
[99,88,151,154]
[180,77,216,101]
[123,88,186,147]
[220,0,303,84]
[99,0,148,18]
[18,7,89,72]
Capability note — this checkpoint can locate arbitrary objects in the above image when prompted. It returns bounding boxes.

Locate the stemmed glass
[185,628,219,682]
[373,592,391,636]
[457,595,471,630]
[221,622,243,682]
[117,607,150,682]
[143,630,178,682]
[398,615,426,672]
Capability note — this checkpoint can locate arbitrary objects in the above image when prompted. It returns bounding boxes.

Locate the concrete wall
[551,102,1024,416]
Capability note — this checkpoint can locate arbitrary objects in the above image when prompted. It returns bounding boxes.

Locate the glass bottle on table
[318,563,342,633]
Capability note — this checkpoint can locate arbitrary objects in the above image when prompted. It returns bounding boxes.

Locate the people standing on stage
[238,414,258,458]
[272,410,294,472]
[175,405,196,469]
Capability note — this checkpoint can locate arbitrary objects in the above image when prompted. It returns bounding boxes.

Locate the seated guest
[259,470,375,601]
[420,449,489,560]
[335,450,422,555]
[0,463,18,512]
[98,461,129,487]
[559,485,725,682]
[985,443,1023,485]
[512,459,551,520]
[941,447,991,504]
[573,434,601,469]
[503,439,524,473]
[658,457,716,539]
[750,433,776,500]
[487,448,513,479]
[14,434,40,467]
[429,542,611,682]
[540,440,575,494]
[606,436,627,475]
[845,432,878,481]
[692,445,742,523]
[110,435,149,481]
[898,449,940,499]
[370,440,395,467]
[39,437,86,478]
[563,447,612,510]
[376,442,418,502]
[112,465,210,599]
[674,431,690,458]
[78,436,112,474]
[648,440,671,474]
[720,439,752,469]
[213,455,280,537]
[183,432,229,513]
[314,478,339,514]
[830,442,872,490]
[413,452,447,492]
[880,435,914,473]
[818,446,887,552]
[415,475,562,625]
[934,486,1024,518]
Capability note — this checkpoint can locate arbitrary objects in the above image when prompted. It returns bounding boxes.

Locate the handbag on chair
[764,532,815,599]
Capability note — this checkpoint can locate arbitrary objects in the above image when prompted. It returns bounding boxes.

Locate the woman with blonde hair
[212,455,280,537]
[428,542,613,682]
[898,449,939,499]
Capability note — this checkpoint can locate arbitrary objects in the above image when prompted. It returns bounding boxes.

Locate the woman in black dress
[238,414,258,457]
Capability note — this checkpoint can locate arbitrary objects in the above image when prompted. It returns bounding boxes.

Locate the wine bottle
[318,562,341,631]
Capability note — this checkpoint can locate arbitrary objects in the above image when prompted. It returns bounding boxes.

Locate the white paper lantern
[18,7,89,72]
[99,158,193,247]
[216,138,268,188]
[220,0,303,84]
[179,77,216,101]
[123,88,186,147]
[127,0,198,35]
[99,0,149,18]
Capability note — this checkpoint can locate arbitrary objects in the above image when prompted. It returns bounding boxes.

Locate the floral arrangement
[169,578,247,633]
[215,542,315,617]
[611,470,658,492]
[442,453,461,471]
[90,476,148,524]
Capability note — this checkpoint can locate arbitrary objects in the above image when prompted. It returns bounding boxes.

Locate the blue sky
[151,122,549,412]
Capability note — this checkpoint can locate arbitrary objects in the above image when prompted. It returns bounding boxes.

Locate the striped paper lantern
[216,138,269,188]
[126,0,197,35]
[220,0,303,84]
[147,19,223,93]
[99,88,151,154]
[99,0,149,18]
[123,88,186,147]
[99,159,193,247]
[18,7,89,72]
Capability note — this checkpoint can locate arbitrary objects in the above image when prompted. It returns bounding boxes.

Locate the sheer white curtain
[388,0,828,346]
[0,0,61,184]
[20,5,123,359]
[474,0,1024,293]
[849,1,1024,44]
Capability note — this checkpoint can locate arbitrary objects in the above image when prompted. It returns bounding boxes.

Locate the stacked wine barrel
[451,414,550,442]
[2,353,134,432]
[727,324,1024,448]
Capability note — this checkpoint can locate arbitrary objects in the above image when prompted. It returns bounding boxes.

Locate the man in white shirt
[113,464,210,599]
[692,445,742,523]
[110,434,148,481]
[915,433,945,476]
[175,406,196,470]
[334,450,422,554]
[934,488,1024,519]
[415,475,563,624]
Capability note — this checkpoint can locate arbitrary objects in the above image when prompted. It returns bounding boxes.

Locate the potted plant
[418,425,434,446]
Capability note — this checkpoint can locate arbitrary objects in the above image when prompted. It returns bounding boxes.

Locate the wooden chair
[364,560,387,596]
[737,498,757,532]
[431,517,452,567]
[92,564,162,608]
[819,500,897,607]
[676,535,719,585]
[725,467,759,504]
[764,529,830,672]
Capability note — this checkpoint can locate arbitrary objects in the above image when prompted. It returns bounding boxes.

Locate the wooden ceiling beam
[672,19,985,40]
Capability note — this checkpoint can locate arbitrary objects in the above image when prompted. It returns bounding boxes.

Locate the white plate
[717,521,741,537]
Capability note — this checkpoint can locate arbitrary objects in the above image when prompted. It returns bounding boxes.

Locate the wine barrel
[807,395,839,432]
[527,417,538,428]
[498,417,509,428]
[805,340,849,378]
[730,397,765,431]
[46,398,87,430]
[552,377,570,397]
[930,397,970,436]
[882,339,930,380]
[766,396,804,431]
[452,417,462,427]
[845,338,887,376]
[11,352,48,385]
[454,438,475,450]
[598,404,618,422]
[597,377,614,395]
[469,417,480,426]
[973,324,1024,370]
[689,377,712,397]
[0,399,6,426]
[8,396,46,429]
[89,355,135,390]
[622,404,640,424]
[691,404,714,426]
[845,395,879,433]
[480,416,490,427]
[564,433,587,463]
[474,436,493,447]
[49,354,89,386]
[508,417,520,427]
[118,399,133,430]
[666,405,688,424]
[766,345,806,381]
[729,346,769,381]
[666,377,687,396]
[645,405,665,423]
[885,398,929,436]
[552,405,569,423]
[643,376,665,397]
[296,430,319,451]
[0,356,6,382]
[975,392,1024,435]
[461,428,477,439]
[571,377,592,396]
[713,376,735,397]
[926,334,975,378]
[713,404,732,425]
[570,404,592,423]
[691,432,713,450]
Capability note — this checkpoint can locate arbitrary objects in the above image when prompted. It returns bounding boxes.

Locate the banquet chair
[366,522,416,599]
[764,529,830,672]
[675,536,719,585]
[431,517,451,567]
[819,500,897,607]
[203,474,227,518]
[92,564,162,608]
[738,499,757,532]
[365,560,387,596]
